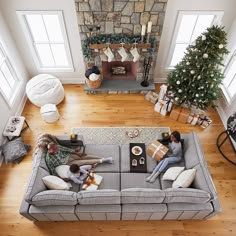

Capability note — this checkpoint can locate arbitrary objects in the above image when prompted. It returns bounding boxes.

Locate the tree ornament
[176,81,180,85]
[203,53,208,58]
[202,35,206,41]
[182,69,186,72]
[196,94,199,97]
[219,44,223,49]
[211,74,214,77]
[186,62,190,65]
[178,89,182,93]
[190,70,195,74]
[175,97,179,101]
[197,75,201,79]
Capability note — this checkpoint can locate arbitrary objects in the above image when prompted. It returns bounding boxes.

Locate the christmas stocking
[118,47,128,62]
[130,47,140,62]
[103,47,114,62]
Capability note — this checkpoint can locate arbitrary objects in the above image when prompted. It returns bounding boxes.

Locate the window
[0,43,20,106]
[168,11,223,68]
[17,11,73,71]
[223,53,236,102]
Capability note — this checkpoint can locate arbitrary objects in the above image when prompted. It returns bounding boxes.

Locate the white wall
[217,15,236,132]
[0,10,29,146]
[0,0,85,83]
[155,0,236,82]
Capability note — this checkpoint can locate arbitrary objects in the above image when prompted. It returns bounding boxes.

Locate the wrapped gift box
[82,173,103,191]
[145,91,159,104]
[147,140,169,161]
[197,116,212,129]
[187,113,199,125]
[170,107,190,123]
[154,99,173,116]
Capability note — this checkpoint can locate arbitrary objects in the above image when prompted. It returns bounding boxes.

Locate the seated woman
[146,130,182,183]
[46,143,112,175]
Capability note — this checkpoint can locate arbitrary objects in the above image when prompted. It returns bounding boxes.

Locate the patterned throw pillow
[1,137,28,164]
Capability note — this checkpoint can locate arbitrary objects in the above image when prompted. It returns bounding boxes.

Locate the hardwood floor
[0,84,236,236]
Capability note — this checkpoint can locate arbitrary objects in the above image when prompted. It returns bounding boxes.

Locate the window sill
[220,85,233,106]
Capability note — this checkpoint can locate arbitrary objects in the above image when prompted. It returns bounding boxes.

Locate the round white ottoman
[40,104,60,123]
[26,74,65,107]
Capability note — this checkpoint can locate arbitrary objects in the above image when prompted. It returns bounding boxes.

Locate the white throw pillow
[55,165,70,179]
[172,169,196,188]
[162,166,185,181]
[42,175,71,190]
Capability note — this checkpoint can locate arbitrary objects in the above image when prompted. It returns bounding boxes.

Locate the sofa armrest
[19,199,36,221]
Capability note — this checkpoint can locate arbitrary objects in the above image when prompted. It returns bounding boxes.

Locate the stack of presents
[145,85,212,129]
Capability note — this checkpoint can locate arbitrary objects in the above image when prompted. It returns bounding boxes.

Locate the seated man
[46,143,112,175]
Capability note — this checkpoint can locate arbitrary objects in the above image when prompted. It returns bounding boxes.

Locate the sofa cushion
[121,188,165,204]
[80,173,120,191]
[121,173,161,190]
[182,133,201,168]
[85,144,120,172]
[24,167,49,203]
[164,188,211,204]
[162,166,185,181]
[31,190,77,206]
[42,175,72,190]
[78,189,120,205]
[172,169,196,188]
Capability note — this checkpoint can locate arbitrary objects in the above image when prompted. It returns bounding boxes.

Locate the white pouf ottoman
[40,104,60,123]
[26,74,65,107]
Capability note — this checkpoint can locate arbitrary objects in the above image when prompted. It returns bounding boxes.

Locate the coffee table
[129,143,147,173]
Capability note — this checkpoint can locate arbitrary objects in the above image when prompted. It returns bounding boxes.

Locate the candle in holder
[147,21,152,33]
[141,24,146,36]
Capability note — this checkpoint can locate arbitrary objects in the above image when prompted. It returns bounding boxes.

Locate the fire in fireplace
[102,61,138,80]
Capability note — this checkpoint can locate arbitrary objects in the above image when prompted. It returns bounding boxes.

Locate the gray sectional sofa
[20,132,220,221]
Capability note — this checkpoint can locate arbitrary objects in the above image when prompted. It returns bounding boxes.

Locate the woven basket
[86,75,102,89]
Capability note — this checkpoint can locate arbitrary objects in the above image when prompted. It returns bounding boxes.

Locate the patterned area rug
[71,127,171,145]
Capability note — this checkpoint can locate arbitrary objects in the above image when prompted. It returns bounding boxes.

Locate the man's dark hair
[171,130,181,142]
[70,164,80,174]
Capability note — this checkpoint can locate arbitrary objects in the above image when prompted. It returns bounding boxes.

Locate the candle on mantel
[147,21,152,33]
[141,24,146,36]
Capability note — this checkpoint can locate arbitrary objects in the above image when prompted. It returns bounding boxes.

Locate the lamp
[216,112,236,165]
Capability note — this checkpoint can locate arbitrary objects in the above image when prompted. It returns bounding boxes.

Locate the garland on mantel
[82,34,156,59]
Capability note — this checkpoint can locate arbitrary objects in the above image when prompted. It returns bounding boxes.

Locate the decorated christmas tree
[167,25,229,110]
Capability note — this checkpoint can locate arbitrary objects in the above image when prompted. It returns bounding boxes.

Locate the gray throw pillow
[1,137,28,164]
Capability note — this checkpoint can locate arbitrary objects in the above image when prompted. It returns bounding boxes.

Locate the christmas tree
[167,25,229,110]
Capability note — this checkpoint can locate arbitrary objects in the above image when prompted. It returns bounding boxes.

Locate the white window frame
[166,11,224,70]
[0,42,21,107]
[17,11,74,72]
[221,51,236,104]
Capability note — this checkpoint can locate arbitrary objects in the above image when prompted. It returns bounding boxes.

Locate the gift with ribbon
[197,116,212,128]
[187,113,199,125]
[82,173,103,191]
[169,106,190,123]
[147,140,169,161]
[145,91,159,104]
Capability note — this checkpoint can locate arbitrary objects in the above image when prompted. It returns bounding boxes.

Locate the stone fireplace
[74,0,168,93]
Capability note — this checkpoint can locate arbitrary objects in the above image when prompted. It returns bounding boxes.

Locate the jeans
[152,156,181,173]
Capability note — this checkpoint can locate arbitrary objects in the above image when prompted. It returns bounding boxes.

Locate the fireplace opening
[102,61,138,80]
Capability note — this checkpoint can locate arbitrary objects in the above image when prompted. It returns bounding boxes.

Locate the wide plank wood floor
[0,84,236,236]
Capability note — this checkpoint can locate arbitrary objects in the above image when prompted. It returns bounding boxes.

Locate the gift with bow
[82,173,103,191]
[197,116,212,128]
[145,91,159,104]
[187,113,199,125]
[147,140,169,161]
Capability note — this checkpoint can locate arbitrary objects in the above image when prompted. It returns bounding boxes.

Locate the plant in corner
[167,25,229,110]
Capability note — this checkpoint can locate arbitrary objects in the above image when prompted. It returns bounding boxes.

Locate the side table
[3,116,30,141]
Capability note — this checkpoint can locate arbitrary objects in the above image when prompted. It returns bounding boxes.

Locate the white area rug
[71,127,171,145]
